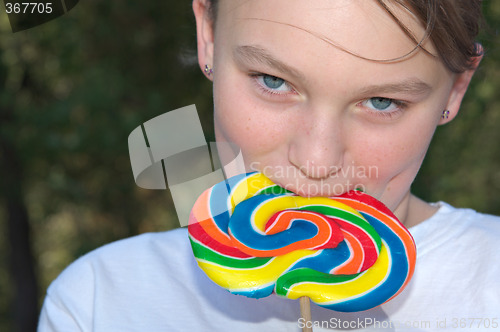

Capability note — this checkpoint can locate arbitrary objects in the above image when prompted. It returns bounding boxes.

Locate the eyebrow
[233,45,306,81]
[358,79,432,97]
[234,45,432,97]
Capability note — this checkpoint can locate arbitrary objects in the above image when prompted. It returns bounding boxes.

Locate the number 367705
[5,2,53,14]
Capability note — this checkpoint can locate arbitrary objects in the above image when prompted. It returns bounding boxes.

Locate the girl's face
[194,0,477,225]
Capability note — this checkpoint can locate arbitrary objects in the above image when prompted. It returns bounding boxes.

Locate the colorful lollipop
[188,172,416,312]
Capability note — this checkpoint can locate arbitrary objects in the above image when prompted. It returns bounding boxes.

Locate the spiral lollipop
[188,172,416,312]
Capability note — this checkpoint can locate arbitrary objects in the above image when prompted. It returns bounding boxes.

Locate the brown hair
[205,0,483,73]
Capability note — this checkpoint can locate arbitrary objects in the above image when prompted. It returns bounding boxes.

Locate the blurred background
[0,1,498,331]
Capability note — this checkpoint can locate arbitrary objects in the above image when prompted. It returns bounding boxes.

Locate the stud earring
[204,64,213,77]
[473,42,484,56]
[441,110,450,120]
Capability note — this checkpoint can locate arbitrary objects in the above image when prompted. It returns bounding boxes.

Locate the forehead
[216,0,435,62]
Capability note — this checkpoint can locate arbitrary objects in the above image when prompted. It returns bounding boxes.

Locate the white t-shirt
[38,202,500,331]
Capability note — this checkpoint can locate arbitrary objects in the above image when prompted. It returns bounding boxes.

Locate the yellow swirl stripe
[229,173,277,210]
[196,249,317,293]
[282,243,390,303]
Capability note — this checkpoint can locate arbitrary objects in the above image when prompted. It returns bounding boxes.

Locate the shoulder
[387,205,500,320]
[443,203,500,236]
[412,202,500,274]
[414,202,500,237]
[50,227,190,287]
[39,228,194,330]
[411,202,500,260]
[86,227,190,257]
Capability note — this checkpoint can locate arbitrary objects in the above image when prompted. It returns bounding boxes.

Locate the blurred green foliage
[0,1,498,330]
[412,0,500,213]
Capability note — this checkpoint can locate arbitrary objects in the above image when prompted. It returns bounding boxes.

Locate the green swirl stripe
[190,237,272,269]
[275,268,360,297]
[256,185,293,195]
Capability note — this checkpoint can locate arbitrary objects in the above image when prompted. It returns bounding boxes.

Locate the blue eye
[362,97,403,113]
[262,75,286,89]
[254,74,294,94]
[358,97,407,119]
[369,97,393,111]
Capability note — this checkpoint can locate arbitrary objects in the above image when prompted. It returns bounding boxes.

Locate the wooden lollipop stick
[300,296,313,332]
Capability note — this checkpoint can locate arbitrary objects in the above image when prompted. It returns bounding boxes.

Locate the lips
[268,177,358,198]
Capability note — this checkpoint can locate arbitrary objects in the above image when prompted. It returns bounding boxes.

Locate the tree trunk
[0,112,39,332]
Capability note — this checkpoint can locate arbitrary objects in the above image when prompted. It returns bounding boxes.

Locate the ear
[439,54,483,125]
[193,0,215,80]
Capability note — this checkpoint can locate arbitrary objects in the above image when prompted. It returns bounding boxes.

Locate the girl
[39,1,499,331]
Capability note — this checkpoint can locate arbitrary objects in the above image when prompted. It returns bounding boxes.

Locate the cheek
[352,115,437,191]
[213,73,292,160]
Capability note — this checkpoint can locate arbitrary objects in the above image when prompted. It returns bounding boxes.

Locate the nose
[288,110,344,180]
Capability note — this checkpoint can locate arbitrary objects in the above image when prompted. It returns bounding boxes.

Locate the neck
[394,191,439,228]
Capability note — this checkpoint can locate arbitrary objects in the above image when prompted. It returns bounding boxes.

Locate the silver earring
[441,110,450,119]
[204,64,213,76]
